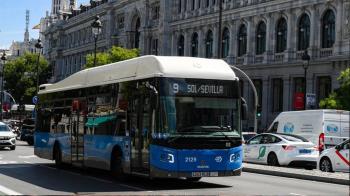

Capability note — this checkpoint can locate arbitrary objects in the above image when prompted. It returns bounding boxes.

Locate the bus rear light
[282,145,296,151]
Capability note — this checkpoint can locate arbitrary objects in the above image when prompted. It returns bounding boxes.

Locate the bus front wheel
[54,144,63,168]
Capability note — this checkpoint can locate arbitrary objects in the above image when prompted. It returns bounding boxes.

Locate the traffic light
[256,105,262,118]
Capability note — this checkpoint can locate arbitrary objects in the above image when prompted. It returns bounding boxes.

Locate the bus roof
[39,55,238,94]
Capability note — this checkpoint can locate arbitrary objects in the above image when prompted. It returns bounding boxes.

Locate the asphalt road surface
[0,141,349,195]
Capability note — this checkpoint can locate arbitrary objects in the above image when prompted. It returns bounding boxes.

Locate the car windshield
[243,133,256,141]
[158,78,241,137]
[279,134,309,142]
[0,125,10,132]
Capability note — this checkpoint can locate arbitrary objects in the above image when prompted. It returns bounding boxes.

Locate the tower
[24,10,30,43]
[70,0,77,9]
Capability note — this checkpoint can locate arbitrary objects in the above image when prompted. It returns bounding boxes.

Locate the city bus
[34,56,245,180]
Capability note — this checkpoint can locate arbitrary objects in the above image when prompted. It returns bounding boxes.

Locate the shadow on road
[0,163,230,194]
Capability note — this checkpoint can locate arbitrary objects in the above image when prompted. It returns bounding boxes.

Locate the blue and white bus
[34,56,245,180]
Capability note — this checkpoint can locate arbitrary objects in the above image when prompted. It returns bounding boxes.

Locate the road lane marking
[18,155,37,159]
[290,193,305,196]
[0,184,22,195]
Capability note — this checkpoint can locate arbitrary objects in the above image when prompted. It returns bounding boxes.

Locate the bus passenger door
[130,95,151,174]
[71,101,85,166]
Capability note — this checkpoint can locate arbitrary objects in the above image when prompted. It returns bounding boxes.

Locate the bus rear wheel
[185,177,201,182]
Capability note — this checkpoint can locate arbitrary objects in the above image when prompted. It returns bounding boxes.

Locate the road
[0,141,348,195]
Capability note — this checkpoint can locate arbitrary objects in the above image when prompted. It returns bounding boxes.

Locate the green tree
[4,52,50,104]
[319,68,350,110]
[85,46,139,69]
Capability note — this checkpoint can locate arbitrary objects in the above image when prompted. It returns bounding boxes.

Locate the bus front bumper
[150,166,242,178]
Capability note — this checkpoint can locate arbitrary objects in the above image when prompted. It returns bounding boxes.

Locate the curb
[242,167,350,185]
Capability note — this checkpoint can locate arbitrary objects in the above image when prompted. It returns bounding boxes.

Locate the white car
[244,133,318,169]
[0,122,16,150]
[318,139,349,172]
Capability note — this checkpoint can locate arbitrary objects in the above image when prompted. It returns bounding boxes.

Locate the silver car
[0,122,16,150]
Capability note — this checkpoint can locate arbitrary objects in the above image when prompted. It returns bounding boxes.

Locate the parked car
[244,133,318,169]
[267,110,349,152]
[318,139,349,173]
[0,122,16,150]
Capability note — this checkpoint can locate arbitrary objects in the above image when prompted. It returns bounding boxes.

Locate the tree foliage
[85,46,139,69]
[4,52,50,104]
[319,68,350,110]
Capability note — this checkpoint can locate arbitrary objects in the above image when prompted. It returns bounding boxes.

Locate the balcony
[320,48,333,58]
[275,53,284,62]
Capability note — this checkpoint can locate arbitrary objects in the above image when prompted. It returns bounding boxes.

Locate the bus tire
[54,143,63,168]
[111,147,123,178]
[267,152,279,166]
[185,177,201,182]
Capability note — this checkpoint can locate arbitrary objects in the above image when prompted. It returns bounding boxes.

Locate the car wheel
[10,146,16,150]
[267,153,279,166]
[185,177,201,182]
[320,157,333,172]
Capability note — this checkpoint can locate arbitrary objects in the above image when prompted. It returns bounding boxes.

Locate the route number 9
[173,83,179,93]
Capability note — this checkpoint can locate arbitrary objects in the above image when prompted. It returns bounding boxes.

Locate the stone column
[184,29,191,56]
[334,1,344,55]
[286,10,296,62]
[171,32,177,55]
[228,21,237,64]
[261,77,269,129]
[283,76,291,111]
[213,25,219,58]
[265,13,274,63]
[198,27,205,57]
[246,17,254,64]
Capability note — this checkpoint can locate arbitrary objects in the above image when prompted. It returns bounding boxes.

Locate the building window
[191,0,195,10]
[238,24,247,57]
[298,14,310,51]
[152,39,158,55]
[206,0,210,7]
[184,0,187,11]
[221,27,230,58]
[317,76,332,104]
[322,10,335,48]
[134,18,141,49]
[205,30,213,58]
[152,5,160,20]
[276,18,287,53]
[272,78,283,112]
[177,35,184,56]
[118,16,124,29]
[191,32,199,57]
[256,21,266,55]
[178,0,182,13]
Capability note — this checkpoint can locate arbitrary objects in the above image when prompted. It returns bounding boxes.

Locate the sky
[0,0,86,49]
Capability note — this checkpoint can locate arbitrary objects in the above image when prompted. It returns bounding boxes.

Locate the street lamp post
[91,16,102,67]
[35,39,43,95]
[0,51,7,120]
[302,50,310,110]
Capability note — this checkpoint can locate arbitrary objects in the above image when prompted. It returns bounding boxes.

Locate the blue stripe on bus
[150,144,242,172]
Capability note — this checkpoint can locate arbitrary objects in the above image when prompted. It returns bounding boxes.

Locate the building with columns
[44,0,350,130]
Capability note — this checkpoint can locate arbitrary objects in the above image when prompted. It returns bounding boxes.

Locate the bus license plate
[299,149,311,154]
[191,172,218,177]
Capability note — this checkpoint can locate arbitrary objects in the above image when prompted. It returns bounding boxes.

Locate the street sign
[306,93,316,109]
[32,96,38,105]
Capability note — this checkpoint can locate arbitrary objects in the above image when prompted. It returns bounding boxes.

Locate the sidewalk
[242,163,350,185]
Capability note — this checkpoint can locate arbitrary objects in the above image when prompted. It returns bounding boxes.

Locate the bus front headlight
[160,153,174,163]
[230,153,240,162]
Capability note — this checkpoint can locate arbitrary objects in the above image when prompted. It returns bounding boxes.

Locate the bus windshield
[159,78,240,138]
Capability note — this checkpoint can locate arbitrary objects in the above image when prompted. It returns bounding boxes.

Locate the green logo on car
[258,146,266,159]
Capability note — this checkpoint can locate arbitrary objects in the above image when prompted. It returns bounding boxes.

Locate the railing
[275,53,284,62]
[296,51,304,60]
[254,55,264,63]
[320,48,333,58]
[237,57,244,65]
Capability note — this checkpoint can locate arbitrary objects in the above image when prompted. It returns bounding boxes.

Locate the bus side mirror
[241,97,248,121]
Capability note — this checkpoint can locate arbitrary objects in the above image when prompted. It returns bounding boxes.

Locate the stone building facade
[44,0,350,130]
